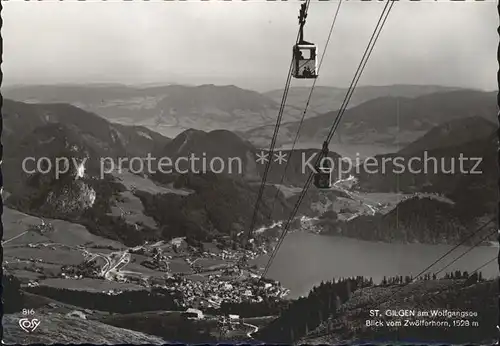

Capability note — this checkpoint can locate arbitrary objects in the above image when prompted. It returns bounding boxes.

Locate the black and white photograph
[1,0,499,344]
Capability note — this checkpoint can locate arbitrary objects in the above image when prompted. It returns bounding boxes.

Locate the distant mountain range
[2,83,467,144]
[397,116,496,156]
[262,84,464,119]
[242,89,496,148]
[2,84,285,137]
[3,99,171,157]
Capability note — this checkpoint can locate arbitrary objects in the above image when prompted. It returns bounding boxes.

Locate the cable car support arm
[318,141,329,168]
[298,3,307,43]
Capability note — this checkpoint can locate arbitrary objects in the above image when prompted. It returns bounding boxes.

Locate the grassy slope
[301,279,498,344]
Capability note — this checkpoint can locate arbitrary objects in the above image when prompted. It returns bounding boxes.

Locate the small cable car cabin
[292,44,318,79]
[293,3,318,79]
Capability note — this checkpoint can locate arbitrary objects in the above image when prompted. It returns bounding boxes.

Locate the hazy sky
[3,1,498,92]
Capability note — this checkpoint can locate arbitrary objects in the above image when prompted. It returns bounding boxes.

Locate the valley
[2,85,498,344]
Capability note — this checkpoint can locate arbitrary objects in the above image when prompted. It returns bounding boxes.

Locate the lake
[252,232,498,299]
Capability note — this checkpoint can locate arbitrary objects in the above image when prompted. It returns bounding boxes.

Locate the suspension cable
[305,216,496,340]
[471,256,497,274]
[496,2,500,343]
[267,0,343,221]
[434,225,497,276]
[246,0,312,245]
[327,0,393,143]
[261,0,396,280]
[339,217,496,319]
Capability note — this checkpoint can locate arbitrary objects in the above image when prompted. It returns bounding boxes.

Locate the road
[2,231,29,245]
[101,251,131,280]
[243,322,259,338]
[2,218,51,246]
[83,250,132,280]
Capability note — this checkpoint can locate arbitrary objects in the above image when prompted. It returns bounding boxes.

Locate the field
[108,191,158,229]
[37,278,145,292]
[111,169,191,196]
[3,206,241,296]
[107,169,193,229]
[195,258,229,269]
[97,310,261,342]
[3,207,126,249]
[3,207,165,291]
[5,246,85,265]
[123,262,168,278]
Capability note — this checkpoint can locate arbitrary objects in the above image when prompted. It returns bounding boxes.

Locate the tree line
[24,284,183,314]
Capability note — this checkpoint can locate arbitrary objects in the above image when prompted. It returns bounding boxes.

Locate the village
[6,216,291,339]
[18,232,289,321]
[129,236,290,309]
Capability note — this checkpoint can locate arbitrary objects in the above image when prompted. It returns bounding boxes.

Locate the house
[171,237,187,251]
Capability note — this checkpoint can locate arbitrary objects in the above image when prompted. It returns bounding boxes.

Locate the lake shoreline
[253,232,498,299]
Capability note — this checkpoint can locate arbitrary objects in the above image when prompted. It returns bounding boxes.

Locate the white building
[183,308,204,320]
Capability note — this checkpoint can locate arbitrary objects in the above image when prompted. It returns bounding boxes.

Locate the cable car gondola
[292,44,318,79]
[314,165,332,189]
[313,141,332,189]
[314,163,332,189]
[292,3,318,79]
